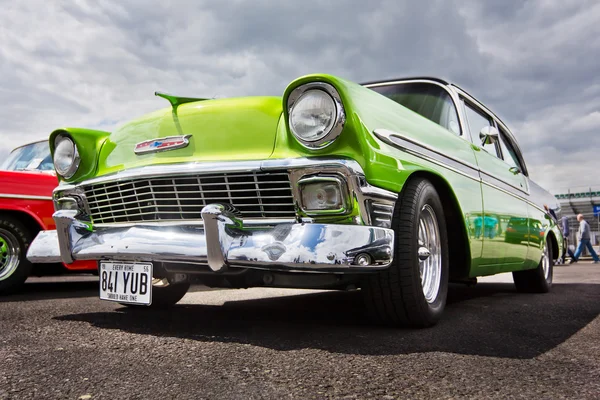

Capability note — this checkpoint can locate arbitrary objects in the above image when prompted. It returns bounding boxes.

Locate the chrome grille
[83,171,296,223]
[369,201,394,228]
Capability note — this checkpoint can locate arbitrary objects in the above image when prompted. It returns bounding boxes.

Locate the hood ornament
[134,135,192,155]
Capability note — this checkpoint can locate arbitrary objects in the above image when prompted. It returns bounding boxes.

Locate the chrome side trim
[479,170,529,197]
[374,128,549,213]
[0,193,53,201]
[373,129,481,181]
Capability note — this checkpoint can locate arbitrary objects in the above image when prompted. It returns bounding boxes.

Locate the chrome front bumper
[27,205,395,273]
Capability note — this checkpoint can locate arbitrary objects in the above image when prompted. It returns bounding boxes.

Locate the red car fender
[0,171,96,271]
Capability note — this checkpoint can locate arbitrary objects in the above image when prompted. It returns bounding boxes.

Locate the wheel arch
[546,229,559,261]
[0,209,44,239]
[401,170,472,280]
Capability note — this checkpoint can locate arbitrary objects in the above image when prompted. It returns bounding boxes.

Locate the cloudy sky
[1,0,598,194]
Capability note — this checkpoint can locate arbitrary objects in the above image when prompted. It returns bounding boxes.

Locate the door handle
[509,167,521,175]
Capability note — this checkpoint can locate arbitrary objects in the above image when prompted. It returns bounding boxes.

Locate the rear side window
[369,82,461,135]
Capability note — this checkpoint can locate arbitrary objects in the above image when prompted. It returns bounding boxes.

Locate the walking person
[568,214,600,264]
[561,215,574,264]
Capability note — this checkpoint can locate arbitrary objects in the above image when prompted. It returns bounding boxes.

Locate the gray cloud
[0,0,598,194]
[0,149,8,166]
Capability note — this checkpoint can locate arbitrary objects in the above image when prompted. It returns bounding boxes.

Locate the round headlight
[54,136,80,179]
[290,90,336,142]
[288,82,345,148]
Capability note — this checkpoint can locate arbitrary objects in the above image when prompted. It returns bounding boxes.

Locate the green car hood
[97,96,283,175]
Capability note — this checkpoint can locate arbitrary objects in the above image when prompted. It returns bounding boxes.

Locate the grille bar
[83,170,296,224]
[369,201,394,228]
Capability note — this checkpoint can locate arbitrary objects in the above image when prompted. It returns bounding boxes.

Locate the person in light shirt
[568,214,600,264]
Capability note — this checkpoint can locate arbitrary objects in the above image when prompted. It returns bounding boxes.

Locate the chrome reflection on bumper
[27,205,395,273]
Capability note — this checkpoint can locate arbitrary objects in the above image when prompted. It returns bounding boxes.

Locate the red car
[0,140,96,293]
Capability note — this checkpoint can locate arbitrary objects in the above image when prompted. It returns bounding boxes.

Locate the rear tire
[363,178,449,328]
[513,238,553,293]
[0,217,34,295]
[121,281,190,308]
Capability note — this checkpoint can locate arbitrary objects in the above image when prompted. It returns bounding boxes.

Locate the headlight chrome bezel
[53,134,81,179]
[287,82,346,149]
[297,174,351,215]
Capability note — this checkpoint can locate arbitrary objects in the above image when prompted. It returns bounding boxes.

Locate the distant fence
[555,188,600,200]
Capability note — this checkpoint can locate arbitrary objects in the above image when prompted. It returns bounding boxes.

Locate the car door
[496,129,549,270]
[462,100,529,269]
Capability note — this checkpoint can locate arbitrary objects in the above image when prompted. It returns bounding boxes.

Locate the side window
[497,128,522,170]
[369,83,461,135]
[464,103,499,157]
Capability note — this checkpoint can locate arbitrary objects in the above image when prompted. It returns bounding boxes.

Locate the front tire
[363,178,449,328]
[513,238,553,293]
[121,281,190,308]
[0,217,34,295]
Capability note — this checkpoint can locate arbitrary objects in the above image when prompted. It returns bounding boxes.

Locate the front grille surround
[82,171,296,224]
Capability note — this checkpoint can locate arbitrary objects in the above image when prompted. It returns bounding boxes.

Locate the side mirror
[479,126,499,146]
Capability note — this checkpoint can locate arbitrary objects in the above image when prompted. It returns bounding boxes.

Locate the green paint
[154,91,209,108]
[49,128,110,182]
[54,73,561,279]
[0,236,8,267]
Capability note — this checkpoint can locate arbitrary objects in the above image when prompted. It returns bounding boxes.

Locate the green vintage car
[27,74,562,327]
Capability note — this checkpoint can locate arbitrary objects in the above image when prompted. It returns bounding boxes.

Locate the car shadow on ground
[0,279,213,303]
[0,279,100,302]
[55,282,600,359]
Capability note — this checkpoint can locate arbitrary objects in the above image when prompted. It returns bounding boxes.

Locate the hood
[97,96,283,176]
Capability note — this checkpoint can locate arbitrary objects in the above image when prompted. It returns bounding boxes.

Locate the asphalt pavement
[1,263,599,399]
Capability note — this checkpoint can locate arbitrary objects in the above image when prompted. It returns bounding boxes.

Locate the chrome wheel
[541,244,550,280]
[0,229,20,282]
[418,204,442,304]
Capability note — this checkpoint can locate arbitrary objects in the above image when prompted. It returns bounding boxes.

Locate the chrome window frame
[461,98,503,159]
[451,86,529,177]
[364,79,466,138]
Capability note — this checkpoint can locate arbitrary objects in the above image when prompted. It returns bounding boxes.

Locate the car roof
[361,76,451,87]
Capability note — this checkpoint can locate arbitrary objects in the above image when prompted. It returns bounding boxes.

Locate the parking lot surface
[1,264,599,399]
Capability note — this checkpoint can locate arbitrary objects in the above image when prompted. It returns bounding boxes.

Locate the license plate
[99,262,152,305]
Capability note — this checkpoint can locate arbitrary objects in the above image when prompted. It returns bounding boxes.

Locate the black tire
[513,238,553,293]
[0,217,34,295]
[121,281,190,308]
[363,178,449,328]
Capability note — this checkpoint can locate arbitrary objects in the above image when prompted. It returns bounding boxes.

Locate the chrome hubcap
[541,244,550,280]
[0,229,20,282]
[418,205,442,304]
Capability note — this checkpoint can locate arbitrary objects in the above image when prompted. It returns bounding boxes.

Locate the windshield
[1,141,54,172]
